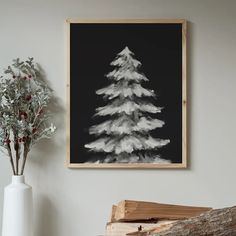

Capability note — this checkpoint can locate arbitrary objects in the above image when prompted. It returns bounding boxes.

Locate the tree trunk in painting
[85,46,170,163]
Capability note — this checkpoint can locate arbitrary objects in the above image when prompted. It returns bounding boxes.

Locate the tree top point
[118,46,134,56]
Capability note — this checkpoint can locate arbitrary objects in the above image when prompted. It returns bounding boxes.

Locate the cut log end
[109,205,117,222]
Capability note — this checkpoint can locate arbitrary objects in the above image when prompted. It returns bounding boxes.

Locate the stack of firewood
[103,200,236,236]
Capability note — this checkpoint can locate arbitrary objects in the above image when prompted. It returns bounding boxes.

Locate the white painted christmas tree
[85,46,170,163]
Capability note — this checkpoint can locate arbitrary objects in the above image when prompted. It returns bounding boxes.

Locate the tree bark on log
[127,206,236,236]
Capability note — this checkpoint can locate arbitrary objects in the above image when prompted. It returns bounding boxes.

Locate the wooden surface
[182,19,187,168]
[66,19,186,24]
[126,223,173,236]
[114,200,212,221]
[128,206,236,236]
[66,19,187,169]
[110,205,117,222]
[66,19,71,167]
[105,221,174,236]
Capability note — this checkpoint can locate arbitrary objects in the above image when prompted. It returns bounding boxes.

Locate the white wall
[0,0,236,235]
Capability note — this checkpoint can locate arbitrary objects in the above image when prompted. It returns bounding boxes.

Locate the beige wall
[0,0,236,235]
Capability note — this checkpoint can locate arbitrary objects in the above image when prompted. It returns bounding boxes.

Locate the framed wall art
[67,19,187,168]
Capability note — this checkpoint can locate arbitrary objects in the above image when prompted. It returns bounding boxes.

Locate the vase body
[2,175,33,236]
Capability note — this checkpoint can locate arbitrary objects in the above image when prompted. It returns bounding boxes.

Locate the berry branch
[0,58,56,175]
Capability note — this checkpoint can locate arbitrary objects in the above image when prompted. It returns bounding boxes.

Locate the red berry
[32,128,37,134]
[13,75,16,79]
[26,95,32,101]
[20,111,28,119]
[23,76,27,80]
[4,139,11,144]
[28,75,32,79]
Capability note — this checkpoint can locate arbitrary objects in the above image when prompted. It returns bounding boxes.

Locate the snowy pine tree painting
[84,46,171,164]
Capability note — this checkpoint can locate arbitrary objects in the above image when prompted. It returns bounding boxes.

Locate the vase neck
[12,175,25,184]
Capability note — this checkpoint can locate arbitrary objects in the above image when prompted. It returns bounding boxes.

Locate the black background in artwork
[70,23,182,163]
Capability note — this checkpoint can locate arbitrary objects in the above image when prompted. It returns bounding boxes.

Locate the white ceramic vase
[2,175,33,236]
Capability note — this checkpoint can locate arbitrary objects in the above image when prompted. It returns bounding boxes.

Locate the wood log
[126,223,173,236]
[110,205,117,222]
[114,200,212,221]
[126,206,236,236]
[105,221,175,236]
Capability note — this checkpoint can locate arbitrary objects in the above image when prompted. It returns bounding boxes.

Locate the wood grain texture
[67,163,187,169]
[106,221,174,236]
[66,19,186,24]
[114,200,211,221]
[66,20,71,167]
[126,223,173,236]
[110,205,117,222]
[127,206,236,236]
[182,20,187,168]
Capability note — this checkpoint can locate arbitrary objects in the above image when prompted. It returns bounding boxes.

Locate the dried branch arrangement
[0,58,56,175]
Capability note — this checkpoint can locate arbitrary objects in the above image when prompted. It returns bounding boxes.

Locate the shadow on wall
[29,95,65,169]
[25,65,65,236]
[28,64,65,168]
[35,195,59,236]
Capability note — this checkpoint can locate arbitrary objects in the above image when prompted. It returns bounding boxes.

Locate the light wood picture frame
[67,19,187,168]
